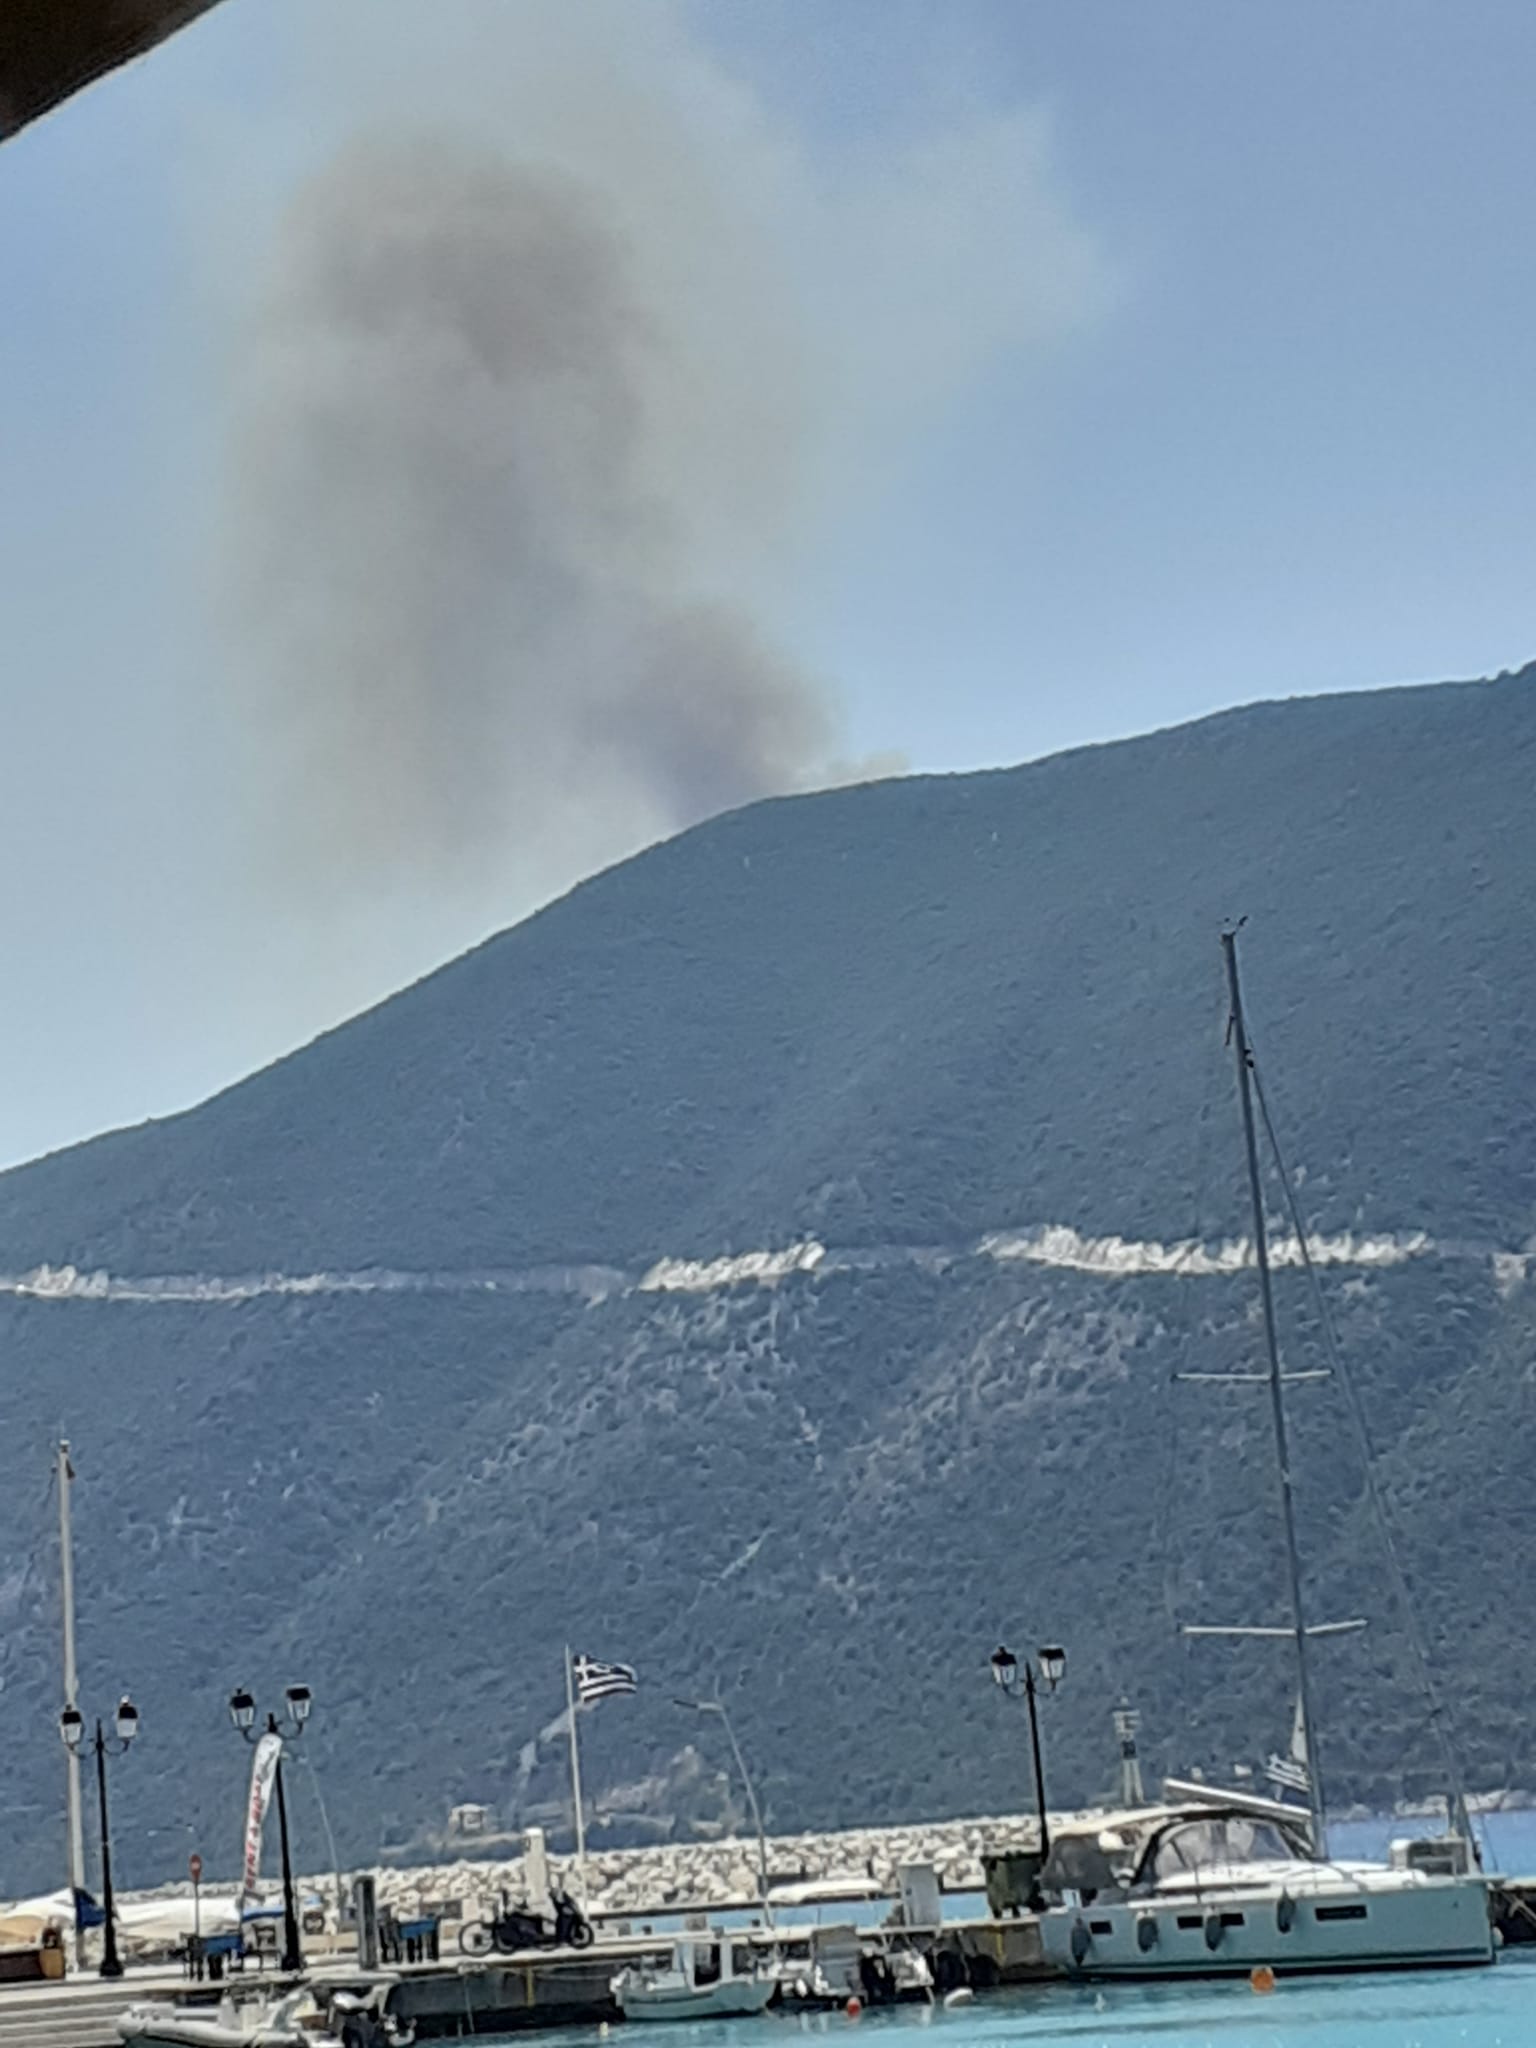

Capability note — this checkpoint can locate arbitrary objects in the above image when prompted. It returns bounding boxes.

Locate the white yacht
[611,1934,776,2021]
[1036,931,1495,1981]
[1035,1799,1492,1977]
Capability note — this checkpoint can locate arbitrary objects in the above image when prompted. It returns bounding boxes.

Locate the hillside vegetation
[0,669,1532,1894]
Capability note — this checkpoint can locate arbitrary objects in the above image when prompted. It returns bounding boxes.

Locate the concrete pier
[381,1934,662,2038]
[939,1916,1052,1987]
[0,1966,186,2048]
[0,1918,1061,2045]
[366,1921,1055,2037]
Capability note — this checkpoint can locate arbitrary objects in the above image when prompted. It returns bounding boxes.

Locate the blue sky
[1,1,1532,1172]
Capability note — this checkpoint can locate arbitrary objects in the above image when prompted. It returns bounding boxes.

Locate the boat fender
[1069,1918,1092,1968]
[1276,1892,1296,1935]
[1136,1913,1159,1953]
[1203,1912,1224,1952]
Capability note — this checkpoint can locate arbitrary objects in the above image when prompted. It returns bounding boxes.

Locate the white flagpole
[57,1442,85,1898]
[564,1646,587,1897]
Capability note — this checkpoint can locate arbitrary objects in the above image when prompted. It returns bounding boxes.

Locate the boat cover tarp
[0,1913,51,1948]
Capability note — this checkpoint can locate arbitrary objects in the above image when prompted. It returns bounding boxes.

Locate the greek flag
[1266,1751,1310,1795]
[572,1654,637,1706]
[1266,1695,1310,1797]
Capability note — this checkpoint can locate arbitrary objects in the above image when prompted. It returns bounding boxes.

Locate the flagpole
[564,1646,587,1897]
[57,1442,86,1900]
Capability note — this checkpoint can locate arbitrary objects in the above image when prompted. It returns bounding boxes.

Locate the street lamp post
[228,1685,312,1975]
[989,1644,1065,1862]
[675,1696,771,1920]
[59,1695,139,1979]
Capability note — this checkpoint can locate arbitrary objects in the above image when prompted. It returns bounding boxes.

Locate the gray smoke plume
[229,132,831,885]
[219,2,1107,907]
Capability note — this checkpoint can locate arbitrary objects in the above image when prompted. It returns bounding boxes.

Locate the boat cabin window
[1140,1816,1307,1886]
[695,1943,721,1986]
[731,1945,755,1976]
[1040,1837,1121,1898]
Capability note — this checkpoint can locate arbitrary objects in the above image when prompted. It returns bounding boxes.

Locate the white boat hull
[115,1999,331,2047]
[615,1976,776,2021]
[1038,1872,1494,1978]
[117,2026,318,2048]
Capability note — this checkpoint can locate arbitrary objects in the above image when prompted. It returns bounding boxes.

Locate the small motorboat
[117,1989,338,2048]
[118,1986,413,2048]
[612,1935,775,2021]
[768,1925,934,2010]
[768,1923,862,2009]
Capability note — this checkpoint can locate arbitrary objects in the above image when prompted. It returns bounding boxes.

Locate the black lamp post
[60,1695,138,1979]
[990,1643,1066,1860]
[228,1684,312,1975]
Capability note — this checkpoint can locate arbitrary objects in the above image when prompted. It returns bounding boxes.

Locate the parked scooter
[458,1885,593,1956]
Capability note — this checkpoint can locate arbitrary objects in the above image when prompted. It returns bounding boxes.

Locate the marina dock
[377,1919,1053,2037]
[0,1917,1055,2047]
[0,1968,185,2048]
[4,1876,1528,2044]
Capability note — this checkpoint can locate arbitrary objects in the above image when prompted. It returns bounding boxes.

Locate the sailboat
[1034,928,1495,1979]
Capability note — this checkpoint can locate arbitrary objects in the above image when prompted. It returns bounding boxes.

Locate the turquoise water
[473,1960,1533,2048]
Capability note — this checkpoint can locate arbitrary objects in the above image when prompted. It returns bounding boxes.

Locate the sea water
[472,1960,1534,2048]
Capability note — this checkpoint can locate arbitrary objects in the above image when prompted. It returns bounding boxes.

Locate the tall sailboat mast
[57,1440,85,1894]
[1221,928,1328,1850]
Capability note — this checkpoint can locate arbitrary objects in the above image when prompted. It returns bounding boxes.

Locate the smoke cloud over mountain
[220,3,1107,900]
[229,135,832,879]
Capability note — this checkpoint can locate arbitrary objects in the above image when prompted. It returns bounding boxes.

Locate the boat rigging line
[1216,923,1329,1850]
[1246,1054,1482,1861]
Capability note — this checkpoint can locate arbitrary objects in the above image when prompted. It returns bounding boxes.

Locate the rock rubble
[323,1811,1058,1917]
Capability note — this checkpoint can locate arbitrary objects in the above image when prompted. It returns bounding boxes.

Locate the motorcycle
[458,1885,594,1956]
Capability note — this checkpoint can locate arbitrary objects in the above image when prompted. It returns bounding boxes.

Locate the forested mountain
[0,667,1532,1895]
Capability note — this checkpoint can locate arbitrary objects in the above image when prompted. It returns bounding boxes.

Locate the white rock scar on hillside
[1,1222,1528,1304]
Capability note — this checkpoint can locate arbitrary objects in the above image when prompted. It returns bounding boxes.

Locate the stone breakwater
[120,1812,1052,1922]
[325,1812,1054,1918]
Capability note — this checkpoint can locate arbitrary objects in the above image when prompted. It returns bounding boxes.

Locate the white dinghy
[116,1988,334,2048]
[116,1984,411,2048]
